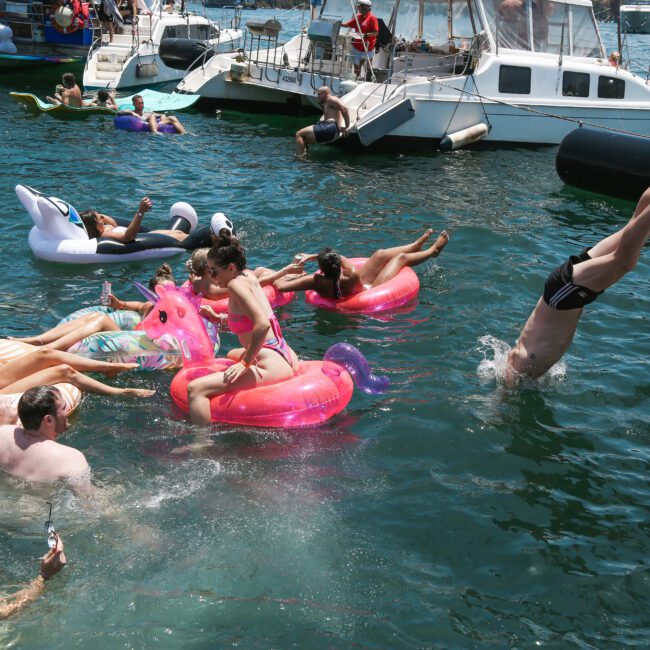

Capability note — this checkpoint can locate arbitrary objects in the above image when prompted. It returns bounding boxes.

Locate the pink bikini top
[228,311,255,334]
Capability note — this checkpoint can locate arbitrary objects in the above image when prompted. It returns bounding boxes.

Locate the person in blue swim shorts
[295,86,350,157]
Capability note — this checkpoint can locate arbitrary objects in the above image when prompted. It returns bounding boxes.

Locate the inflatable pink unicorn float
[140,285,389,427]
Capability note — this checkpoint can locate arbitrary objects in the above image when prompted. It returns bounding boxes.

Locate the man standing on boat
[341,0,379,79]
[295,86,350,157]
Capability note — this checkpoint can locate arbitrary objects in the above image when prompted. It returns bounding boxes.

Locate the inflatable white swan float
[16,184,205,264]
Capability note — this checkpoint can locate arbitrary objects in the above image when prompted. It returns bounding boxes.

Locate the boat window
[569,3,603,57]
[499,65,531,93]
[482,0,603,56]
[189,24,211,40]
[451,0,482,39]
[598,76,625,99]
[562,71,589,97]
[162,25,186,40]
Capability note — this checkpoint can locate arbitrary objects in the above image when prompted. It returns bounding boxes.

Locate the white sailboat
[83,0,242,91]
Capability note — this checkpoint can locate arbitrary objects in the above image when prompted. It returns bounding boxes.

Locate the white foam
[475,335,567,387]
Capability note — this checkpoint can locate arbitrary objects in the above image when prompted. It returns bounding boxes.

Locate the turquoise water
[0,14,649,648]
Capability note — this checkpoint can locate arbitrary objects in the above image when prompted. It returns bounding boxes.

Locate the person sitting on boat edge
[504,186,650,385]
[274,229,450,298]
[341,0,379,78]
[80,197,192,243]
[295,86,350,157]
[126,94,186,135]
[46,72,83,108]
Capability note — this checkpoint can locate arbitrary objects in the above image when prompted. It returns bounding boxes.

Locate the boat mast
[418,0,424,39]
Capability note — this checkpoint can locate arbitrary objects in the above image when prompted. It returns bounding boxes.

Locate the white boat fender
[439,123,489,151]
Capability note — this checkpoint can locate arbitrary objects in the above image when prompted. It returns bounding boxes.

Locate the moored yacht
[83,0,242,90]
[337,0,650,149]
[620,1,650,34]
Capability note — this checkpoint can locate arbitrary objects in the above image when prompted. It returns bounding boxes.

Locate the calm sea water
[0,13,648,648]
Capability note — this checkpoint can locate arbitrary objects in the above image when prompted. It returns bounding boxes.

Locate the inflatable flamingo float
[140,285,389,427]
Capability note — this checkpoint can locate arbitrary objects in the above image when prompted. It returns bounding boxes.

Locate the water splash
[475,335,567,386]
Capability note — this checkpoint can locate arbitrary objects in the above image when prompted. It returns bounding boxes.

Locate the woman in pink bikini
[187,232,300,425]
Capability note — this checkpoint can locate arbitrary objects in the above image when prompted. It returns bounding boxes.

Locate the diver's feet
[102,362,139,377]
[122,388,155,398]
[428,230,450,257]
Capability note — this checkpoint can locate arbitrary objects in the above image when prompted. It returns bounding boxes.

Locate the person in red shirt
[341,0,379,78]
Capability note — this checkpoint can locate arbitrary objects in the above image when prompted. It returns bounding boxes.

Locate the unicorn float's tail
[323,342,389,395]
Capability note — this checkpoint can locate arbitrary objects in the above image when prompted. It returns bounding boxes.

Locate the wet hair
[62,72,76,89]
[97,89,109,102]
[79,210,101,239]
[149,263,175,290]
[207,231,246,272]
[18,386,61,430]
[317,247,343,299]
[185,248,209,276]
[132,94,143,105]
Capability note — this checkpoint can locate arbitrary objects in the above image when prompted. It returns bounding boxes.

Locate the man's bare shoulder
[325,95,347,111]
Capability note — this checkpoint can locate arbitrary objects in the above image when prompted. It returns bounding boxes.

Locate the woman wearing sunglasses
[188,232,303,425]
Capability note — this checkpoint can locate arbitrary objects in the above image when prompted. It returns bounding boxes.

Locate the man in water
[0,385,89,482]
[128,94,186,134]
[295,86,350,157]
[46,72,83,107]
[505,188,650,384]
[341,0,379,78]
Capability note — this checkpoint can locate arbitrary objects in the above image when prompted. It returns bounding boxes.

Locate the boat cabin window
[598,76,625,99]
[562,71,589,97]
[189,24,214,40]
[499,65,531,93]
[484,0,603,57]
[162,25,187,40]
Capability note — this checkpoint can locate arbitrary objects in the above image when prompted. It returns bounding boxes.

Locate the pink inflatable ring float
[141,285,389,427]
[305,258,419,313]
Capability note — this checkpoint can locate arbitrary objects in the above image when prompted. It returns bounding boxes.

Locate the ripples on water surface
[0,17,648,648]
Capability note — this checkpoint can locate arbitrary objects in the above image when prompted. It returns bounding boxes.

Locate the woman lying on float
[274,229,450,313]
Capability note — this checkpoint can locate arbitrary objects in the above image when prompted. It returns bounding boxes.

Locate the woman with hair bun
[188,232,302,425]
[275,229,450,299]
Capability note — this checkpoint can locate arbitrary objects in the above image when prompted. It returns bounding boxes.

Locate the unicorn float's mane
[140,284,215,367]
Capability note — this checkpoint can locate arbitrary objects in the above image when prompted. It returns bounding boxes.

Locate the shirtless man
[505,187,650,384]
[46,72,83,108]
[0,386,89,482]
[295,86,350,157]
[129,94,186,135]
